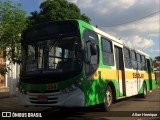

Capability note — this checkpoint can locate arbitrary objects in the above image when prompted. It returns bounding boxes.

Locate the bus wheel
[141,83,147,98]
[104,86,113,111]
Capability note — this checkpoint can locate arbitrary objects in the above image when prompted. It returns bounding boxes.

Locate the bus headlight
[74,78,83,87]
[62,78,83,93]
[68,84,76,91]
[62,84,77,93]
[19,86,27,95]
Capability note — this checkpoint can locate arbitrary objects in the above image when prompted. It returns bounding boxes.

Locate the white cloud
[108,0,135,8]
[38,0,159,58]
[114,15,159,37]
[67,0,78,4]
[143,39,155,48]
[150,49,160,53]
[67,0,136,16]
[82,1,156,27]
[40,0,46,3]
[124,35,155,49]
[68,0,135,9]
[39,0,46,5]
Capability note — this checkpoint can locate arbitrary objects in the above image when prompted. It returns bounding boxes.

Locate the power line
[100,11,160,27]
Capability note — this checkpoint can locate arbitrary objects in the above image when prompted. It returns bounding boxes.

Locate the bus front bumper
[18,88,85,107]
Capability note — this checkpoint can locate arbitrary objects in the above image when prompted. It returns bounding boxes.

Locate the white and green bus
[18,20,156,111]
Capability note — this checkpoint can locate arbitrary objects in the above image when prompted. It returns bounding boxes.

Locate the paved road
[22,88,160,120]
[0,88,159,120]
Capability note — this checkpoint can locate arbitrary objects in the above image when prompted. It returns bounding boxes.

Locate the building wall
[0,49,20,88]
[0,51,5,87]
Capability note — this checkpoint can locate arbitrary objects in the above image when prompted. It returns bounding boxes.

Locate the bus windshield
[23,36,82,73]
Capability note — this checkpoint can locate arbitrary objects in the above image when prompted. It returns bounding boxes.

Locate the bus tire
[141,83,147,98]
[104,86,113,111]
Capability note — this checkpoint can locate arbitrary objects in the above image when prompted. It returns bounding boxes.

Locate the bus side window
[150,59,154,72]
[137,53,142,70]
[83,30,99,76]
[101,37,114,66]
[131,50,137,70]
[124,47,132,69]
[146,58,153,74]
[141,55,146,70]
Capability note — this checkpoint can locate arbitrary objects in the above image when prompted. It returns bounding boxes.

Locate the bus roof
[77,20,150,57]
[24,19,150,58]
[77,20,123,45]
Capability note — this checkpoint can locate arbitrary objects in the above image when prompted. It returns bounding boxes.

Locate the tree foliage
[0,0,27,64]
[155,56,160,61]
[28,0,91,26]
[154,56,160,70]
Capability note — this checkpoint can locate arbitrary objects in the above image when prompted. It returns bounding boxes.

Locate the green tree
[155,56,160,61]
[28,0,91,26]
[0,0,27,74]
[154,56,160,70]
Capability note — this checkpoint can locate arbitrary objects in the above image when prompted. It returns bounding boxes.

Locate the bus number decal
[133,73,144,78]
[46,83,58,90]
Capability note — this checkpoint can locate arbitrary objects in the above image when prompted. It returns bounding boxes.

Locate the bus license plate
[38,96,48,102]
[46,83,57,90]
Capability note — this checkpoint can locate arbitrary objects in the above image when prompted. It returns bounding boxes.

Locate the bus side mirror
[90,43,97,55]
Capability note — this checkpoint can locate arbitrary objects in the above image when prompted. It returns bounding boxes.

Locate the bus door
[136,53,142,95]
[146,59,152,90]
[130,51,138,95]
[114,46,126,96]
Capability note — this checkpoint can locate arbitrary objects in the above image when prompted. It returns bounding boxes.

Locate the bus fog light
[74,78,83,87]
[62,84,77,93]
[68,84,76,91]
[68,87,73,91]
[75,82,82,86]
[19,88,27,94]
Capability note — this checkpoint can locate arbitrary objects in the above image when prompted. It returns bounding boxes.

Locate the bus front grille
[30,101,57,104]
[28,90,61,93]
[29,97,58,104]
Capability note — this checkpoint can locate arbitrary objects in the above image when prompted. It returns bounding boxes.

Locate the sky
[5,0,160,59]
